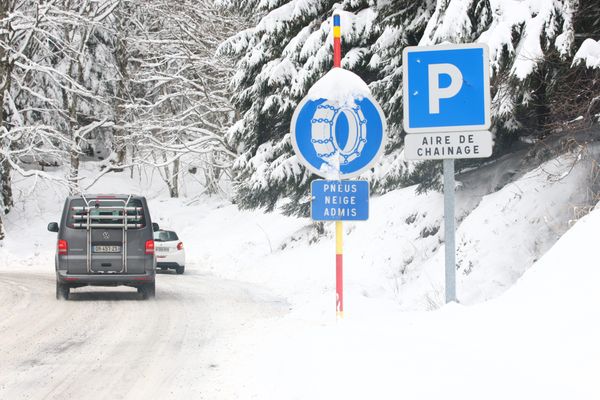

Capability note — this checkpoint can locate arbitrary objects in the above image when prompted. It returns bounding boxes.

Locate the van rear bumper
[57,270,155,286]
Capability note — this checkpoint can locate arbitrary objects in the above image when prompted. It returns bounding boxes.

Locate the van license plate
[94,245,121,253]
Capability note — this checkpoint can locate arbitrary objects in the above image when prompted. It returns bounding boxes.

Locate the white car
[153,229,186,274]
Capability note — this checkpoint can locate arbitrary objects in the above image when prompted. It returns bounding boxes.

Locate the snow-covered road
[0,266,289,399]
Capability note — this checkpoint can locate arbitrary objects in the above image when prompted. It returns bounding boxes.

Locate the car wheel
[138,282,156,299]
[176,265,185,275]
[56,281,70,300]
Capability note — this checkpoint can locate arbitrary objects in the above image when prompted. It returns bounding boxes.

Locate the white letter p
[428,63,463,114]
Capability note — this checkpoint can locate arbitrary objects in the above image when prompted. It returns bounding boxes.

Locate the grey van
[47,194,158,300]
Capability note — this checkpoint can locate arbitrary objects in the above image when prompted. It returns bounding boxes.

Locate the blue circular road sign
[290,94,387,178]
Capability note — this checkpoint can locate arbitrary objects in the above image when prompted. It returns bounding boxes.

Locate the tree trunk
[203,153,222,195]
[113,3,131,170]
[0,0,13,236]
[1,159,13,213]
[64,84,80,194]
[113,66,128,169]
[130,144,135,179]
[69,139,80,194]
[0,159,7,238]
[160,152,180,198]
[0,214,5,240]
[170,156,180,198]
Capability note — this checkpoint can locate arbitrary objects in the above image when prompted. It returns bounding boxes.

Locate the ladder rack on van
[71,206,143,212]
[71,223,144,229]
[80,195,138,274]
[72,214,142,221]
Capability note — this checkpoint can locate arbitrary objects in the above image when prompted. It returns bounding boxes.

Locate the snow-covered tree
[47,1,117,192]
[0,1,118,195]
[220,0,379,215]
[546,0,600,130]
[368,0,436,194]
[0,0,69,236]
[110,0,136,168]
[0,0,10,240]
[222,0,593,210]
[112,0,237,197]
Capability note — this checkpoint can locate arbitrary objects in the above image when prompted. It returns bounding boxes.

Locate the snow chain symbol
[310,101,367,164]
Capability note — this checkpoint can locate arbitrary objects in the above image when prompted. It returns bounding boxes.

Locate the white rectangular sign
[404,131,493,160]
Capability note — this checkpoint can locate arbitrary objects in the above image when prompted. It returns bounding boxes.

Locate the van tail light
[177,242,183,251]
[145,240,155,255]
[58,240,68,255]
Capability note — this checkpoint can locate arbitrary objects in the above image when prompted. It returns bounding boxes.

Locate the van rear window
[67,198,146,229]
[154,230,179,241]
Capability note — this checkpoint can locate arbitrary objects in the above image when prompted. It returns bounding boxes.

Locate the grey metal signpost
[402,43,492,303]
[443,159,456,302]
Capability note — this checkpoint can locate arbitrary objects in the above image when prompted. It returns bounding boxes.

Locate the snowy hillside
[244,200,600,400]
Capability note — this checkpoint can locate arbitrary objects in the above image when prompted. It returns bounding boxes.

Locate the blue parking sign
[402,43,491,133]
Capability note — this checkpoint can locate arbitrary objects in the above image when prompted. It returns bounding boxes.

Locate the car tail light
[145,240,155,255]
[58,239,68,255]
[177,242,183,251]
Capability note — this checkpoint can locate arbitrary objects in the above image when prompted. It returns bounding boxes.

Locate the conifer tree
[368,0,436,194]
[220,0,378,215]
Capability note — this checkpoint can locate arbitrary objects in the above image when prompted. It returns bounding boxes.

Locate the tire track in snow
[0,266,289,399]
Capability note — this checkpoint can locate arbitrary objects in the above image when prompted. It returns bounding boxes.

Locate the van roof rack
[72,206,143,212]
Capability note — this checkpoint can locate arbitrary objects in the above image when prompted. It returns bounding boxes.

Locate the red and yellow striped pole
[336,220,343,318]
[333,14,341,68]
[333,13,343,319]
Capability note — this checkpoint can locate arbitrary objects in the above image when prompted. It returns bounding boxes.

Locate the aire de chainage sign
[402,43,493,160]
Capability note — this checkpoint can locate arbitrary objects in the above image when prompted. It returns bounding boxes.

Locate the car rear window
[154,231,179,242]
[67,198,146,229]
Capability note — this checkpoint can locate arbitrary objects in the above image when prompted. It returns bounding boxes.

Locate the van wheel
[56,282,70,300]
[176,265,185,275]
[138,282,156,299]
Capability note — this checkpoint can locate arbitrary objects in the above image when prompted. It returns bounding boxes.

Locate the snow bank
[400,151,593,308]
[242,205,600,400]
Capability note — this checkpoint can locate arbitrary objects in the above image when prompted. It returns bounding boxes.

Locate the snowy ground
[0,270,287,399]
[1,146,599,399]
[250,203,600,399]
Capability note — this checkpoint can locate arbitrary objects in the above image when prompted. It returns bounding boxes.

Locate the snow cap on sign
[307,68,371,107]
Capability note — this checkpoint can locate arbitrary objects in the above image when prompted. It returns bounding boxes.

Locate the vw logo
[102,232,110,240]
